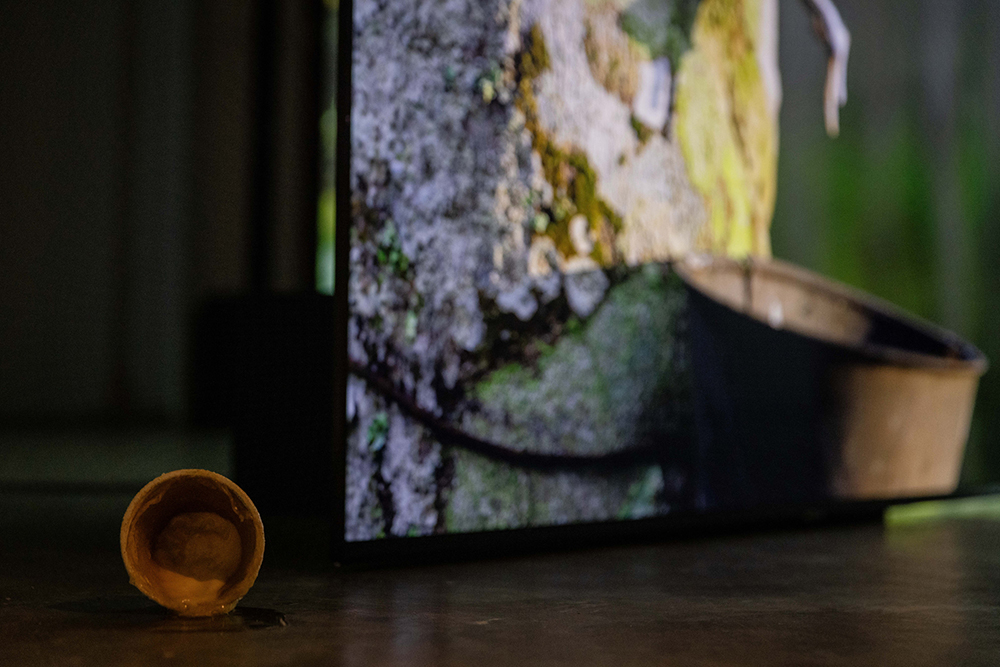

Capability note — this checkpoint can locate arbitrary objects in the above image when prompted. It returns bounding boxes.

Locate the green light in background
[317,188,335,295]
[885,494,1000,527]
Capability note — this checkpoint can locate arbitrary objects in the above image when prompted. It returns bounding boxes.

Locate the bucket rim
[674,255,988,376]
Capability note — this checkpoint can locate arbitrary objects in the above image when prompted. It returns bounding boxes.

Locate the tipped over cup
[120,469,265,617]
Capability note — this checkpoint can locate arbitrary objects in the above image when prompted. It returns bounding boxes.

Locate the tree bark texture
[345,0,780,540]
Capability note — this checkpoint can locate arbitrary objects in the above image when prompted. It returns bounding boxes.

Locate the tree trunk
[345,0,780,540]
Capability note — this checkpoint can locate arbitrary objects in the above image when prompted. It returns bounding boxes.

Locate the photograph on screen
[338,0,988,542]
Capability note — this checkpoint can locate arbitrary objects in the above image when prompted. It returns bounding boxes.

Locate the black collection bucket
[675,256,987,510]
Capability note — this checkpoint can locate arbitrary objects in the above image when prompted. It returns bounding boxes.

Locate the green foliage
[318,1,338,294]
[822,120,935,319]
[367,412,389,454]
[404,310,418,342]
[320,106,337,165]
[375,219,411,276]
[617,466,663,519]
[773,106,936,324]
[478,63,503,103]
[317,188,336,295]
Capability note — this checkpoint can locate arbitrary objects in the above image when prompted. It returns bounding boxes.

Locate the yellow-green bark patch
[672,0,777,258]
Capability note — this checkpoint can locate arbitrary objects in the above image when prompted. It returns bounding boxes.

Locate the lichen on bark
[516,23,623,271]
[345,0,778,541]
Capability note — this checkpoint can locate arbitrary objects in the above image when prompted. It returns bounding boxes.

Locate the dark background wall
[0,0,319,426]
[1,2,138,419]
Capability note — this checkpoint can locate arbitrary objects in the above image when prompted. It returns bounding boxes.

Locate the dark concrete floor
[3,490,1000,666]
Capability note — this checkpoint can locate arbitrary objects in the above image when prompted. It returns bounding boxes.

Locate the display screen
[336,0,992,543]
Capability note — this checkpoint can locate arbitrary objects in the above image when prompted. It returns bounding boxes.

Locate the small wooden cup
[120,469,265,617]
